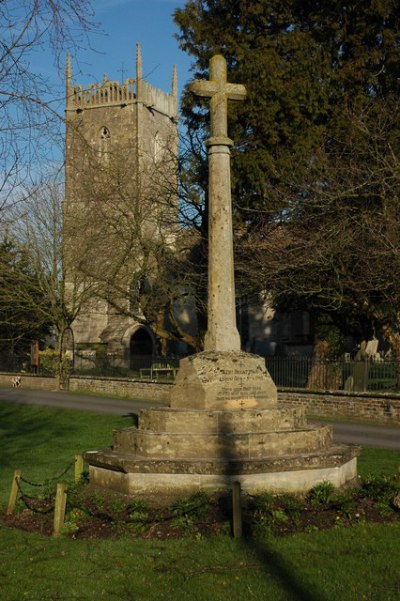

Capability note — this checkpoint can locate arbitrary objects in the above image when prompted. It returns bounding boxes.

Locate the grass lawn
[1,522,399,601]
[1,401,400,601]
[0,401,130,506]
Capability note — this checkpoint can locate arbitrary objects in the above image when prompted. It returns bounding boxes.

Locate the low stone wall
[279,389,400,424]
[0,373,59,391]
[68,377,400,423]
[69,375,171,404]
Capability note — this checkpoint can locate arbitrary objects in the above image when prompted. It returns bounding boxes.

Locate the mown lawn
[0,401,129,506]
[1,401,400,601]
[1,520,399,601]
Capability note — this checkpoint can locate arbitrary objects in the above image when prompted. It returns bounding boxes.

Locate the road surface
[1,387,399,449]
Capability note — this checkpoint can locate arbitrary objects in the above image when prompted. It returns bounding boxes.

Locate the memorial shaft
[189,55,246,352]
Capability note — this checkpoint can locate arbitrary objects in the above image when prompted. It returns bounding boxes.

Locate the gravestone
[353,340,370,391]
[84,55,359,502]
[365,339,379,357]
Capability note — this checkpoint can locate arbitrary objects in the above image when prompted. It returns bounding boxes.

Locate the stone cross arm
[189,55,246,140]
[190,80,247,102]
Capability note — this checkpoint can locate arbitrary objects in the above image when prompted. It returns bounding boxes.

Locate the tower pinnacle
[172,64,178,98]
[136,43,143,98]
[66,53,73,106]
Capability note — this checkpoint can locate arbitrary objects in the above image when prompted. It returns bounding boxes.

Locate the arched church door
[129,328,153,370]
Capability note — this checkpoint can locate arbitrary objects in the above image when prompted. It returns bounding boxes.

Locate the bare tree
[4,177,95,349]
[238,98,400,357]
[0,0,97,219]
[64,134,206,352]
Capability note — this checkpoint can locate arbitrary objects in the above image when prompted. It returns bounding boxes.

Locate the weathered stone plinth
[84,403,360,503]
[170,351,277,410]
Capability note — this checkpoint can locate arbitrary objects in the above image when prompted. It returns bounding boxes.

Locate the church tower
[64,45,179,370]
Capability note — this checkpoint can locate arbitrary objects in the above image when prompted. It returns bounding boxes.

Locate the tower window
[99,126,111,163]
[154,131,161,163]
[100,126,110,139]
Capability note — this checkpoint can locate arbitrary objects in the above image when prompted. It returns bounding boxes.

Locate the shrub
[307,481,336,505]
[39,349,70,377]
[171,490,211,521]
[251,492,275,513]
[127,499,149,522]
[331,490,357,518]
[277,493,305,518]
[360,474,399,505]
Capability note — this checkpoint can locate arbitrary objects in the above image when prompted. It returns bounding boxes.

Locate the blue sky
[64,0,192,102]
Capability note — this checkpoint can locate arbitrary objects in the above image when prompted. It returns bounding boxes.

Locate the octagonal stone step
[85,442,358,476]
[137,406,307,434]
[84,443,359,499]
[112,424,332,461]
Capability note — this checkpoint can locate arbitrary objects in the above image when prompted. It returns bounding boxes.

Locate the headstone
[365,338,379,357]
[344,375,354,392]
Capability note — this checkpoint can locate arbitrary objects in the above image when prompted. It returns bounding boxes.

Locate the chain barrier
[19,461,74,488]
[15,478,54,514]
[11,460,75,515]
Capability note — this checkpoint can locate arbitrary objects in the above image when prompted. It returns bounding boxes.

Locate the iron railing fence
[265,356,400,392]
[2,354,400,392]
[0,356,30,374]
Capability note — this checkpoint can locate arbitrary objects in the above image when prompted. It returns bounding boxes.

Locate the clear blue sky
[68,0,192,101]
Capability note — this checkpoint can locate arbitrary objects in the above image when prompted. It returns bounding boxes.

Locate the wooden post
[75,454,84,483]
[6,469,21,515]
[53,482,68,537]
[232,480,242,538]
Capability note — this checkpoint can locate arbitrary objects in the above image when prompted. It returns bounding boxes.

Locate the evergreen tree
[0,238,51,365]
[175,0,400,218]
[175,1,400,353]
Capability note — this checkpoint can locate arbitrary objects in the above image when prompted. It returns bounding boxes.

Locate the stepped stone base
[84,352,359,503]
[83,404,360,503]
[86,455,358,500]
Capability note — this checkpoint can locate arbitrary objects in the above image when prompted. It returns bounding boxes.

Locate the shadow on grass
[244,537,327,601]
[0,401,135,469]
[214,401,330,601]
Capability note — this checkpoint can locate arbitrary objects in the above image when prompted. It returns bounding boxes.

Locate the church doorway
[129,328,154,371]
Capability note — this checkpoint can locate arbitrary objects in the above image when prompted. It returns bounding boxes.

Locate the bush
[360,474,399,505]
[39,349,70,377]
[307,481,336,505]
[278,493,305,519]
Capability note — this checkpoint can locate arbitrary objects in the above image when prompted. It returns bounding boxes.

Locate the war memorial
[84,55,359,502]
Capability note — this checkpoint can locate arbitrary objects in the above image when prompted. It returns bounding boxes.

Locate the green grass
[0,401,129,506]
[358,447,400,477]
[0,521,399,600]
[1,401,400,601]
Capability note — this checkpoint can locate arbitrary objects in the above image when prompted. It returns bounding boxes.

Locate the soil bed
[2,481,400,540]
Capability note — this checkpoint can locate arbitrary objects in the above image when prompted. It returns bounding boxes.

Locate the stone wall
[69,376,171,404]
[0,373,59,391]
[68,377,400,423]
[278,389,400,424]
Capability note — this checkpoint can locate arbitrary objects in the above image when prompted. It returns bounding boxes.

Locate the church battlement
[66,44,178,119]
[68,77,136,109]
[138,80,177,118]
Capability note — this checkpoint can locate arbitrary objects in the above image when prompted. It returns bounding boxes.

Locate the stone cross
[189,55,246,352]
[190,55,247,141]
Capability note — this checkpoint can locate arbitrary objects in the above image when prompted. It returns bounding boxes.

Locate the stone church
[64,45,181,370]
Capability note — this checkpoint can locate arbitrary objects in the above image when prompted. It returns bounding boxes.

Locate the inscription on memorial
[212,368,271,403]
[170,351,278,409]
